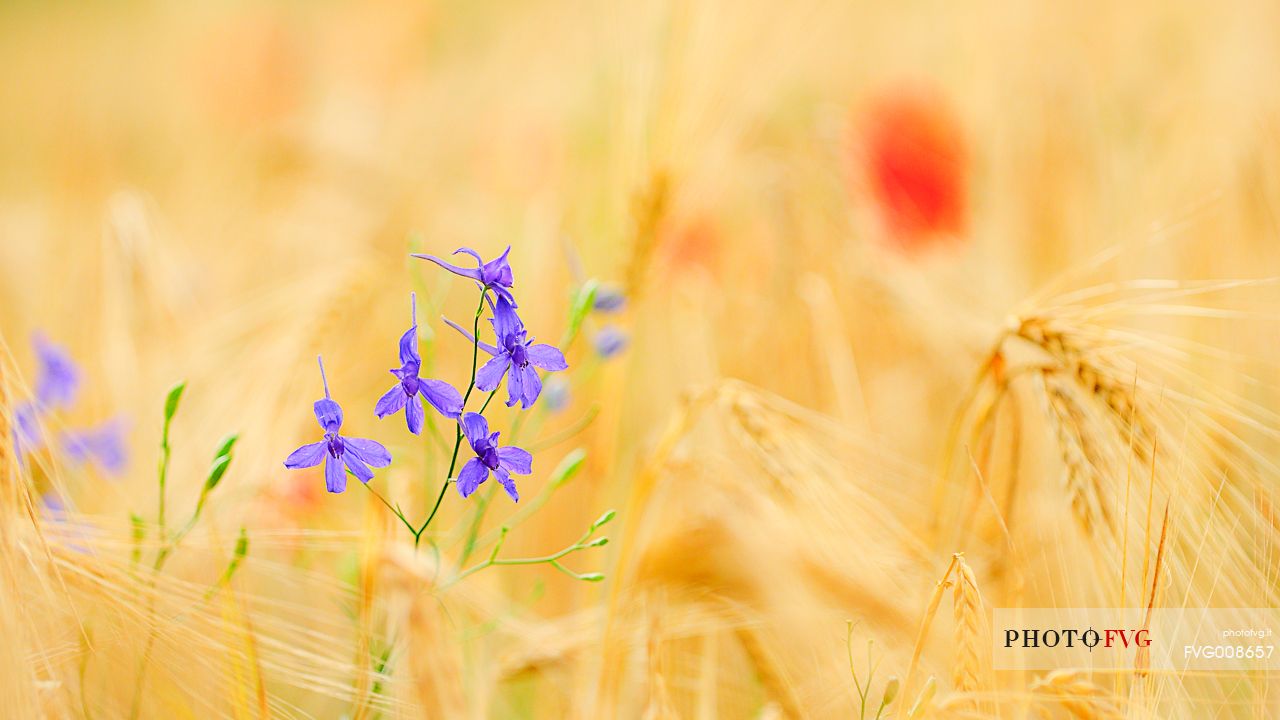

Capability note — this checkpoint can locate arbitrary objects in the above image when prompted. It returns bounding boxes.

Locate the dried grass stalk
[1031,670,1123,719]
[950,556,983,702]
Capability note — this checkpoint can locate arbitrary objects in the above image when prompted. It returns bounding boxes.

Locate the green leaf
[563,279,599,347]
[204,454,232,492]
[163,381,187,424]
[578,572,605,582]
[211,433,239,462]
[203,433,238,492]
[233,527,249,559]
[549,448,587,489]
[591,509,616,529]
[585,536,609,547]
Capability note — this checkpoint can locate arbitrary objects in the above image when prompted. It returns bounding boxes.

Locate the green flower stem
[361,480,418,537]
[156,382,186,541]
[413,287,488,549]
[445,510,613,589]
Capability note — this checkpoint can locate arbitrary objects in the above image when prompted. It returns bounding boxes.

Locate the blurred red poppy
[856,88,968,251]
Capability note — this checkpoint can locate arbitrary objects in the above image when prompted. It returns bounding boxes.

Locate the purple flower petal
[405,393,424,435]
[374,384,407,418]
[344,437,392,467]
[527,344,568,372]
[34,333,80,409]
[398,325,420,365]
[442,317,500,355]
[460,412,489,450]
[494,467,519,502]
[12,402,42,456]
[456,457,488,497]
[416,247,517,304]
[412,253,482,281]
[491,296,523,341]
[41,492,67,517]
[313,398,343,433]
[488,284,517,307]
[505,363,524,408]
[497,446,532,475]
[420,379,463,418]
[593,286,626,313]
[284,441,327,469]
[481,246,514,287]
[61,420,128,475]
[543,376,570,413]
[475,354,511,392]
[343,451,374,482]
[453,247,485,265]
[593,326,629,359]
[325,454,347,493]
[519,364,542,408]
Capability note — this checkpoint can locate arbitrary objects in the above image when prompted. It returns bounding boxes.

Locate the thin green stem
[414,288,488,547]
[416,476,452,550]
[447,524,600,588]
[362,481,418,537]
[461,289,487,406]
[847,622,867,718]
[157,428,174,540]
[203,529,249,600]
[454,386,501,565]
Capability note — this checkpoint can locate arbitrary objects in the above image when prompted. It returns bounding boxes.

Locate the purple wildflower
[62,419,128,475]
[455,412,531,501]
[12,401,42,458]
[375,294,463,434]
[40,492,89,553]
[41,492,68,518]
[34,333,79,409]
[542,375,570,413]
[593,285,627,313]
[445,296,568,409]
[284,357,391,494]
[593,325,629,359]
[413,246,517,305]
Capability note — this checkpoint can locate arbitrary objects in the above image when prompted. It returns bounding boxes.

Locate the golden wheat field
[4,0,1280,718]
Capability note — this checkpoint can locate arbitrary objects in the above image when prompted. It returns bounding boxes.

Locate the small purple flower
[375,294,463,434]
[41,492,68,518]
[413,246,517,305]
[284,357,391,494]
[445,296,568,409]
[456,412,531,501]
[12,401,42,458]
[34,333,79,409]
[542,376,570,413]
[40,492,89,553]
[593,326,629,359]
[62,419,129,475]
[593,285,627,313]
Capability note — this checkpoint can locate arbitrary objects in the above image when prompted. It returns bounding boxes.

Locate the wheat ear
[951,555,984,704]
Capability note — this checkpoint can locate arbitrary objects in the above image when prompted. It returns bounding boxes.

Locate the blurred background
[2,0,1280,718]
